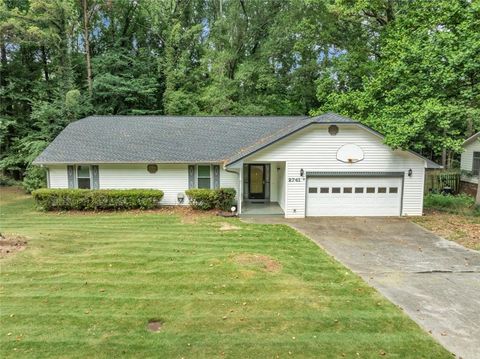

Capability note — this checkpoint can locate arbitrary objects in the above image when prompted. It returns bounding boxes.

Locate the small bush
[214,187,237,211]
[32,189,164,211]
[424,193,477,215]
[23,166,47,193]
[185,188,236,211]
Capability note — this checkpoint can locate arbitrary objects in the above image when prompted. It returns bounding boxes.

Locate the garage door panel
[306,177,402,216]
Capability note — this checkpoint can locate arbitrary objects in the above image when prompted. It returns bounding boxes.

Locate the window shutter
[46,168,50,188]
[213,165,220,189]
[67,165,75,188]
[91,165,99,189]
[188,165,195,188]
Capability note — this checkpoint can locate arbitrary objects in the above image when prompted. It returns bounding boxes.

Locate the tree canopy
[1,0,479,180]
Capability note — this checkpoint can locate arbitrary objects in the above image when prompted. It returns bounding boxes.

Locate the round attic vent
[328,125,339,135]
[147,164,158,173]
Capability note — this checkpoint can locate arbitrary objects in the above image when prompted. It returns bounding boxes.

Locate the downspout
[224,162,242,215]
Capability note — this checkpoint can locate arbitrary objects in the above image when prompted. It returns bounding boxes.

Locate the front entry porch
[239,161,286,216]
[241,201,284,215]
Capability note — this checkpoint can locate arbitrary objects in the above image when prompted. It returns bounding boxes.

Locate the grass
[0,187,451,358]
[423,193,479,216]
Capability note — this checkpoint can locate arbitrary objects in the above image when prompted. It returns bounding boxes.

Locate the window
[378,187,387,193]
[308,187,318,194]
[366,187,375,193]
[473,152,480,176]
[320,187,329,193]
[332,187,341,193]
[197,165,211,189]
[355,187,364,193]
[343,187,352,193]
[389,187,398,194]
[77,165,91,189]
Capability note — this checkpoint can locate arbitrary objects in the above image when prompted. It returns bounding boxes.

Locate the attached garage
[306,173,403,217]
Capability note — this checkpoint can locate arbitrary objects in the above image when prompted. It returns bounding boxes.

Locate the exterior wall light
[408,169,413,177]
[177,192,185,204]
[300,168,304,177]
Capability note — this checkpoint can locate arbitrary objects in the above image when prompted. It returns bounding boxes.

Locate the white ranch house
[34,113,440,218]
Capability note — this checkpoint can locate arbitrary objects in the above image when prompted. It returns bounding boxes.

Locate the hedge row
[32,189,164,211]
[185,188,236,210]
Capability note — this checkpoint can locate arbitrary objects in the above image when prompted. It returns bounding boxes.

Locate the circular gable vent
[328,125,339,135]
[147,164,158,173]
[336,144,364,163]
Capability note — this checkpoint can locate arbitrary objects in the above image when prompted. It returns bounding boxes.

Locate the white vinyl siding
[244,124,426,218]
[277,162,286,211]
[461,139,480,184]
[220,168,240,200]
[48,165,69,188]
[48,164,240,204]
[98,164,188,205]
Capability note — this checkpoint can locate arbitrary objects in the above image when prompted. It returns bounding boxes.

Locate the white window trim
[75,165,92,189]
[196,164,212,189]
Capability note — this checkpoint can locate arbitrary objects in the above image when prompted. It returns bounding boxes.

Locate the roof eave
[33,160,225,165]
[463,132,480,146]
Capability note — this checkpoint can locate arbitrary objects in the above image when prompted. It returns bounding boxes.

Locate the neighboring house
[33,113,441,218]
[460,132,480,186]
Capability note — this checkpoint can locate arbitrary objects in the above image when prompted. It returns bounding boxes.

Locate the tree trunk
[441,147,447,169]
[0,36,7,88]
[82,0,93,96]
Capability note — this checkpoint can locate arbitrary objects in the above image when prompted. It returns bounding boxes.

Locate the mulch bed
[412,210,480,250]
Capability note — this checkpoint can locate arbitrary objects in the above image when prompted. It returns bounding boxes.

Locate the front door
[248,164,265,199]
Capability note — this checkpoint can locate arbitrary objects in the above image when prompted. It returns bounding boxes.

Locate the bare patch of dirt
[0,233,27,258]
[148,206,216,224]
[412,210,480,250]
[233,253,282,273]
[219,222,240,231]
[146,319,163,332]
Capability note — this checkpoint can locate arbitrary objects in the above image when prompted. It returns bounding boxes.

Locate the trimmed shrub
[32,189,164,211]
[424,193,477,215]
[214,187,237,211]
[23,166,47,193]
[185,189,217,210]
[185,188,236,211]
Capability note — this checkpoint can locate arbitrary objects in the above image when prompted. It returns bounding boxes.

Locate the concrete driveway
[242,216,480,359]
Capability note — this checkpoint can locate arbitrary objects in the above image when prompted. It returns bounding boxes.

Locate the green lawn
[0,187,450,358]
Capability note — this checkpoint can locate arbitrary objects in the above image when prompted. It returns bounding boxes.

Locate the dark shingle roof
[33,115,306,164]
[33,112,441,168]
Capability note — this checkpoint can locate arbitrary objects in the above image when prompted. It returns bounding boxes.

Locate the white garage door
[306,176,402,216]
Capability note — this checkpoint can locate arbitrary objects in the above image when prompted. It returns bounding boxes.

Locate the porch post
[238,165,243,214]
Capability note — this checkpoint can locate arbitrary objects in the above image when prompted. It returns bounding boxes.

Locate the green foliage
[313,0,480,164]
[0,174,19,187]
[185,188,217,210]
[1,0,479,175]
[424,193,478,216]
[32,188,164,211]
[22,166,47,193]
[185,188,236,211]
[214,187,237,211]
